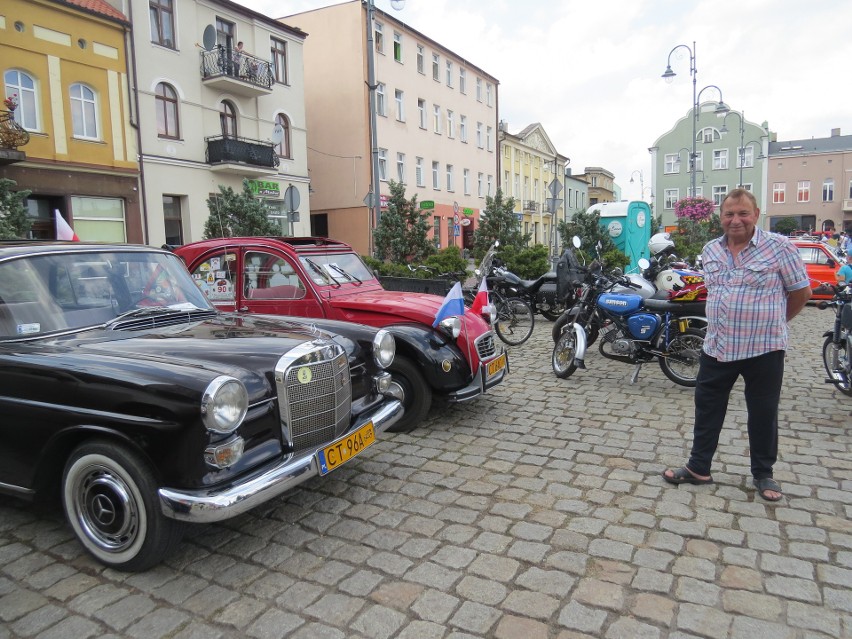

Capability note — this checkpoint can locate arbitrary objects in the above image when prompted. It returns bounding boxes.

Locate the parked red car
[174,237,507,432]
[792,238,841,300]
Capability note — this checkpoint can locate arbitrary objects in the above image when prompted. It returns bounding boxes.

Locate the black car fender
[382,323,472,392]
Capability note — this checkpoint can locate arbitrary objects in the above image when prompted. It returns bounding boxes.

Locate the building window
[397,152,405,183]
[446,164,454,191]
[476,77,482,101]
[664,153,680,174]
[664,189,679,209]
[378,148,387,180]
[477,172,483,197]
[432,53,439,81]
[215,17,234,50]
[393,32,402,62]
[459,115,467,143]
[271,38,288,84]
[737,145,755,169]
[155,82,179,138]
[432,161,440,189]
[433,104,440,133]
[823,179,834,202]
[445,60,453,87]
[374,21,383,53]
[463,169,470,195]
[395,89,404,121]
[219,100,237,137]
[486,83,493,106]
[70,84,98,139]
[740,183,753,193]
[713,149,728,170]
[514,174,520,197]
[4,69,38,131]
[417,99,426,129]
[163,195,183,245]
[71,196,126,242]
[433,216,441,248]
[416,45,424,74]
[487,175,493,196]
[693,151,703,172]
[274,113,291,159]
[476,122,483,148]
[712,185,727,206]
[797,181,810,203]
[459,68,466,94]
[149,0,175,48]
[591,176,598,187]
[692,187,704,198]
[486,126,493,152]
[376,83,386,116]
[700,127,719,143]
[415,157,424,187]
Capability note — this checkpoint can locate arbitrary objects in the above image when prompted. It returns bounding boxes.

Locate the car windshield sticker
[16,323,40,335]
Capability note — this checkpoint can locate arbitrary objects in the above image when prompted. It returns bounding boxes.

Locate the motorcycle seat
[520,272,556,290]
[643,298,706,315]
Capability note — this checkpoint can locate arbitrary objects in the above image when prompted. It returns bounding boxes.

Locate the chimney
[832,128,841,137]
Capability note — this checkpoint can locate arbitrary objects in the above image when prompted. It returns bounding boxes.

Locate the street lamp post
[720,110,766,188]
[629,170,644,201]
[662,43,729,197]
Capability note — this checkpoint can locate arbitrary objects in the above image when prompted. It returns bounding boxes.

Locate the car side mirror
[827,259,836,268]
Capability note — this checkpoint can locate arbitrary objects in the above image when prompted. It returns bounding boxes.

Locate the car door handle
[239,306,249,312]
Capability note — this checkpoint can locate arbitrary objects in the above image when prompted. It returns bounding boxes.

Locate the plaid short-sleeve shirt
[702,228,810,362]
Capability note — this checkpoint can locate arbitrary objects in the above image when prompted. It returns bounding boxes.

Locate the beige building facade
[576,167,615,206]
[126,0,311,246]
[285,1,499,256]
[498,122,568,251]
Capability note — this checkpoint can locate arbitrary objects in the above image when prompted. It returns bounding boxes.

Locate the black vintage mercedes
[0,241,402,571]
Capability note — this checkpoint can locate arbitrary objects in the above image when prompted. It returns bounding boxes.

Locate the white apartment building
[284,0,499,255]
[125,0,311,246]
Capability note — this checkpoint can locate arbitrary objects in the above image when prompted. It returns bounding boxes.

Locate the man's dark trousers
[688,350,785,479]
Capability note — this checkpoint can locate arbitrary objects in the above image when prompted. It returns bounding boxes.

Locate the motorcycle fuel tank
[598,292,644,316]
[627,313,660,340]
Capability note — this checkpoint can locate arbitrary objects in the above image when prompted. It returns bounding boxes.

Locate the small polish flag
[55,210,79,241]
[470,276,490,315]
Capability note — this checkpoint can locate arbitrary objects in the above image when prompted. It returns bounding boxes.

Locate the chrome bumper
[446,350,509,403]
[158,398,403,523]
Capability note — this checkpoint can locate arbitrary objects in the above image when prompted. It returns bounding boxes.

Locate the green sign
[463,208,475,216]
[247,179,280,197]
[419,200,435,210]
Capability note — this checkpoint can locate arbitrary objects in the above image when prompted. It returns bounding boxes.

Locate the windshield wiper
[326,263,362,285]
[304,258,339,286]
[103,304,207,328]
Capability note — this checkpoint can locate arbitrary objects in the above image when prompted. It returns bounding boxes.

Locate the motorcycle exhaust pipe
[573,322,587,369]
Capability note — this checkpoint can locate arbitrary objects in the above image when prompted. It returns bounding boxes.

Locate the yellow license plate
[487,353,506,377]
[317,421,375,476]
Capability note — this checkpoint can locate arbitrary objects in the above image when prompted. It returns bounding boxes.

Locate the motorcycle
[817,282,852,395]
[552,238,706,387]
[487,259,565,321]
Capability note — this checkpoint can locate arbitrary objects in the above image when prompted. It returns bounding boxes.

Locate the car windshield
[0,249,213,339]
[298,253,376,286]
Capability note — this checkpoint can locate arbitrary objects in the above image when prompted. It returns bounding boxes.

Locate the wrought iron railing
[200,46,274,90]
[524,200,539,212]
[0,111,30,149]
[205,135,279,169]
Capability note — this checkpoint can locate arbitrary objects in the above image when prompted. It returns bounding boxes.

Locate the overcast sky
[232,0,852,201]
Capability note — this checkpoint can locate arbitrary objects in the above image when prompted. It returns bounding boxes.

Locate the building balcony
[0,110,29,165]
[524,200,539,212]
[843,199,852,213]
[205,135,279,175]
[200,47,274,97]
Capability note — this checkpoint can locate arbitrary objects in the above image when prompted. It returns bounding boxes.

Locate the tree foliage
[671,215,722,264]
[773,217,797,236]
[556,208,630,271]
[372,180,434,263]
[472,188,531,259]
[0,178,32,240]
[203,180,280,239]
[498,244,551,279]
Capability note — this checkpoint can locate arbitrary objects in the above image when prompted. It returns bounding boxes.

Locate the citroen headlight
[373,329,395,369]
[438,316,462,339]
[201,376,248,433]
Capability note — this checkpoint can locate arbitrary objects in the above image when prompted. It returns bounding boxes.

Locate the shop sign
[420,200,435,210]
[247,179,280,197]
[463,208,475,216]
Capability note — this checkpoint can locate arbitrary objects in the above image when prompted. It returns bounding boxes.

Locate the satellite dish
[202,25,217,51]
[270,123,284,146]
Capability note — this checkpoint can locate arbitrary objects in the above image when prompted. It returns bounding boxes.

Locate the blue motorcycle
[551,242,706,387]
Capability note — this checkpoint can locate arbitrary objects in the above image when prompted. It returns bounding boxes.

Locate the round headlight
[373,329,395,369]
[201,376,248,433]
[438,316,462,339]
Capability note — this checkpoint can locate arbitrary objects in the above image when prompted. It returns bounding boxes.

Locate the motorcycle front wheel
[495,297,534,346]
[552,328,580,379]
[658,327,705,387]
[540,301,566,322]
[822,336,852,396]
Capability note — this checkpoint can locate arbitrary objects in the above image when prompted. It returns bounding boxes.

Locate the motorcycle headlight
[201,376,248,433]
[438,316,462,339]
[373,329,395,369]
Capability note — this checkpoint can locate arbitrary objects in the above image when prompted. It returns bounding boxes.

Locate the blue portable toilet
[588,201,652,272]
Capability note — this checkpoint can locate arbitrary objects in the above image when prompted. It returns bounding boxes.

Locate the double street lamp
[719,110,766,188]
[661,42,729,197]
[629,169,644,201]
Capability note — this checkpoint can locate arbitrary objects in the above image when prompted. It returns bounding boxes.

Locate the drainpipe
[124,0,150,245]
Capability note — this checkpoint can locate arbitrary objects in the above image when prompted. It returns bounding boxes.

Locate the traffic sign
[453,213,460,224]
[454,224,461,236]
[548,179,563,198]
[453,201,459,214]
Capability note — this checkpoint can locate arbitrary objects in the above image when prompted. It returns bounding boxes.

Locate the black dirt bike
[817,282,852,395]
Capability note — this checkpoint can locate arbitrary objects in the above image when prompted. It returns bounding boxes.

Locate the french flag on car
[432,282,466,327]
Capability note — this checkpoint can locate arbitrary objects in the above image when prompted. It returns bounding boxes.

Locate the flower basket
[674,196,714,223]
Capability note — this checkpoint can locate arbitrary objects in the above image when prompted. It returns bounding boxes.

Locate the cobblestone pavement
[1,305,851,639]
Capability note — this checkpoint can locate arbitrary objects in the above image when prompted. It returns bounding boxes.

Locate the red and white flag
[55,210,79,241]
[470,276,489,315]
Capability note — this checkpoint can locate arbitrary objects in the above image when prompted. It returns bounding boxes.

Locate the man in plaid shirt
[663,188,811,501]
